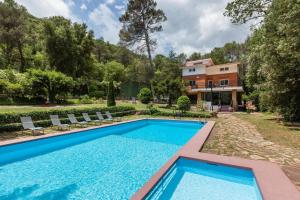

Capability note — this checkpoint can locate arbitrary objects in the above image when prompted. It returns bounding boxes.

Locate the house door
[220,92,232,105]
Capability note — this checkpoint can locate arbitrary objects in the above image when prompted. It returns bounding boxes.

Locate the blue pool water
[146,158,263,200]
[0,119,203,200]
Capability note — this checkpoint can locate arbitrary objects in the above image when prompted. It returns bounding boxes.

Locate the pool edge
[0,118,147,147]
[131,121,300,200]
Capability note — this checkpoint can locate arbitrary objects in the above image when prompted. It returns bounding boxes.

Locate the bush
[80,95,93,104]
[147,103,159,115]
[0,106,136,132]
[177,96,191,112]
[138,109,212,118]
[138,88,152,104]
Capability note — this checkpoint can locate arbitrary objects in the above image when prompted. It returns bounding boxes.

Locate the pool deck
[131,120,300,200]
[0,118,299,200]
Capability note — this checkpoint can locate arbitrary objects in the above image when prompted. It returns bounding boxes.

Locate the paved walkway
[202,113,300,190]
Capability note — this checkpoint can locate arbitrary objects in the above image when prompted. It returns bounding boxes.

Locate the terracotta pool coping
[1,118,299,199]
[132,120,300,200]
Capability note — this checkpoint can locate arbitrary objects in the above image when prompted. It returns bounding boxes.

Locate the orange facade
[182,72,239,88]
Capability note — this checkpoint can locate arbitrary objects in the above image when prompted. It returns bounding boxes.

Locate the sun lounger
[20,116,44,135]
[96,112,112,123]
[105,111,122,122]
[67,114,87,127]
[50,115,70,130]
[82,113,101,124]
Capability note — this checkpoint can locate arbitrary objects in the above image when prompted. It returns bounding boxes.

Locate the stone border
[132,121,300,200]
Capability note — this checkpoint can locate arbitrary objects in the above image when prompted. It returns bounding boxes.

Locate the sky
[15,0,251,56]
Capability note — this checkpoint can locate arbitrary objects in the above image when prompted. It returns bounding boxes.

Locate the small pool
[0,119,203,199]
[146,158,263,200]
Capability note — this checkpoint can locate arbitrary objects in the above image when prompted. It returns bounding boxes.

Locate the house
[182,58,244,111]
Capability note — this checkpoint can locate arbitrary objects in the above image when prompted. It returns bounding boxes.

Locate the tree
[189,52,202,61]
[152,54,184,106]
[138,88,152,104]
[0,0,27,71]
[177,96,191,112]
[103,61,126,106]
[27,69,74,103]
[224,0,272,24]
[119,0,167,95]
[258,0,300,121]
[44,17,94,78]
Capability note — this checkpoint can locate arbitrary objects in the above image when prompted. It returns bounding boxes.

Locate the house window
[189,80,196,86]
[220,68,224,71]
[220,80,229,86]
[225,67,229,71]
[189,68,196,72]
[207,80,213,88]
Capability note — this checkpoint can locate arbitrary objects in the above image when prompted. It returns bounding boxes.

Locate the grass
[234,112,300,149]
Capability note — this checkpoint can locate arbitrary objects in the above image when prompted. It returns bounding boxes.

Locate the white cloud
[89,4,120,43]
[80,3,87,11]
[16,0,72,18]
[65,0,75,7]
[155,0,250,55]
[115,4,125,10]
[106,0,115,5]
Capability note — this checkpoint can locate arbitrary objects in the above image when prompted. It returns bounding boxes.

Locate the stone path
[202,113,300,190]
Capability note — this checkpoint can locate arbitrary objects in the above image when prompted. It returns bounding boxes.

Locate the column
[232,90,237,111]
[197,92,202,108]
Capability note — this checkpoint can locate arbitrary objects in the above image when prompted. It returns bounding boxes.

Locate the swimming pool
[0,119,203,199]
[145,158,262,200]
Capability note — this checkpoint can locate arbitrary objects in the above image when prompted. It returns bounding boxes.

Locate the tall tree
[103,61,126,106]
[152,54,184,106]
[189,52,202,61]
[44,17,94,78]
[224,0,272,24]
[0,0,27,71]
[258,0,300,121]
[119,0,167,95]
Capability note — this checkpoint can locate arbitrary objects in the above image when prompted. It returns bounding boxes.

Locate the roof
[184,58,214,67]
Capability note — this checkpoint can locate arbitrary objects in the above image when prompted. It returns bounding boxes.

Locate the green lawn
[234,112,300,149]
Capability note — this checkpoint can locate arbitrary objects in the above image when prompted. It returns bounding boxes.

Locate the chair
[105,111,122,122]
[82,113,101,124]
[67,114,87,127]
[50,115,70,130]
[96,112,112,123]
[20,116,44,135]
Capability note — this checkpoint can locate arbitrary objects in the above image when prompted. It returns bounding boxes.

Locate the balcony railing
[187,83,236,89]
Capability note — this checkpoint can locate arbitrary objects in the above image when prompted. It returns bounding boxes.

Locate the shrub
[80,95,93,104]
[138,88,152,104]
[138,109,212,118]
[177,96,191,112]
[147,103,159,115]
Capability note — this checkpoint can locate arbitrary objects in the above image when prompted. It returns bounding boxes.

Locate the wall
[182,65,206,76]
[183,73,239,88]
[206,63,238,75]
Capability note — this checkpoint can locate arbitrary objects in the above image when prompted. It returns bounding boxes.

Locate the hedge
[0,106,136,132]
[138,109,212,118]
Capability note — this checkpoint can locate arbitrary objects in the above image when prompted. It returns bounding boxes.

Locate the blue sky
[15,0,251,56]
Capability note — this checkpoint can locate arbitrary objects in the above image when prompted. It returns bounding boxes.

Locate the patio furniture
[20,116,44,135]
[82,113,101,124]
[105,111,122,122]
[50,115,70,130]
[67,114,87,127]
[96,112,113,123]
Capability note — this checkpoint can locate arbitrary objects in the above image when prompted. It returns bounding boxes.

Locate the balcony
[186,82,243,93]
